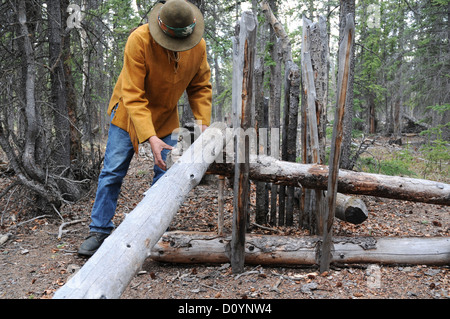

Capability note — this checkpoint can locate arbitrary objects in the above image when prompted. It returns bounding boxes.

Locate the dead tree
[230,11,257,274]
[322,13,355,272]
[300,16,330,234]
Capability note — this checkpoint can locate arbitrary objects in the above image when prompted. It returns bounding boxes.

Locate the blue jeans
[89,110,178,234]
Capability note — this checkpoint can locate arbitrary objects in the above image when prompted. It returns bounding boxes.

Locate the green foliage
[432,0,450,5]
[358,152,416,177]
[419,104,450,178]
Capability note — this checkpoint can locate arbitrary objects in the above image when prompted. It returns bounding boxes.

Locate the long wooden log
[207,155,450,206]
[53,123,231,299]
[151,231,450,266]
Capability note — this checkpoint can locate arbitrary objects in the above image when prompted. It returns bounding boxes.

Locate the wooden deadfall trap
[54,8,449,299]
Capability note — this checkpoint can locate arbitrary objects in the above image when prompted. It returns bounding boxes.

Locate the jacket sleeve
[121,31,156,143]
[186,42,212,127]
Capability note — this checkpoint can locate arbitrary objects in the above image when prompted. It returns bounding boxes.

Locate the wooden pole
[53,123,231,299]
[217,175,225,236]
[207,154,450,206]
[284,61,300,225]
[303,50,326,234]
[300,16,315,233]
[321,13,355,273]
[231,11,257,274]
[152,231,450,266]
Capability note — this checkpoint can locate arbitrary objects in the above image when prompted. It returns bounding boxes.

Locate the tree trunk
[338,0,356,170]
[211,4,224,122]
[47,0,83,201]
[254,56,269,225]
[47,0,71,171]
[18,0,46,184]
[268,0,282,226]
[53,123,232,299]
[151,231,450,266]
[61,1,82,164]
[3,0,62,207]
[207,155,450,206]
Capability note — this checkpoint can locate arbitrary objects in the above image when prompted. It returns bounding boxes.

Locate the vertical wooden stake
[217,175,225,236]
[303,51,326,235]
[321,14,355,273]
[231,11,257,274]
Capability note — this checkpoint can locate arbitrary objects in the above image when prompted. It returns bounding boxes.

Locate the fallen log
[207,155,450,206]
[151,231,450,266]
[53,123,231,299]
[291,189,368,225]
[335,193,368,224]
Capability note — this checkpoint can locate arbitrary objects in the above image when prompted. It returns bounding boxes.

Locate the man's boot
[77,232,109,257]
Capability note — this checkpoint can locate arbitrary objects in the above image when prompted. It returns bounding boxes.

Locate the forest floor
[0,135,449,303]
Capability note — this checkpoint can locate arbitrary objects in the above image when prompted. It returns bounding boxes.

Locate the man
[78,0,212,256]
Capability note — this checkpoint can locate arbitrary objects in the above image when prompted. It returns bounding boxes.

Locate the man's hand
[148,136,173,170]
[201,124,208,132]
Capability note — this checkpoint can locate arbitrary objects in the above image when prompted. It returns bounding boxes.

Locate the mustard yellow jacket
[108,24,212,153]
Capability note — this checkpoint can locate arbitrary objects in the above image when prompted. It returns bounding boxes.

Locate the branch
[261,0,293,63]
[402,0,419,17]
[57,219,87,240]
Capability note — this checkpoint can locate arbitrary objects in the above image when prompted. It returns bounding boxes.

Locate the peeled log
[53,123,231,299]
[207,155,450,206]
[151,231,450,266]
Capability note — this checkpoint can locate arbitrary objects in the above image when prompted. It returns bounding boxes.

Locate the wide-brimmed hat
[148,0,204,52]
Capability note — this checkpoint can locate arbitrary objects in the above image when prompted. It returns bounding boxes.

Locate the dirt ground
[0,138,449,301]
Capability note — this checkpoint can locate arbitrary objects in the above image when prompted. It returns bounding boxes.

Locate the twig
[234,265,262,280]
[251,222,281,233]
[57,219,86,240]
[1,181,19,226]
[52,204,64,222]
[13,214,52,228]
[199,283,221,291]
[235,270,259,280]
[0,180,19,200]
[270,277,283,292]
